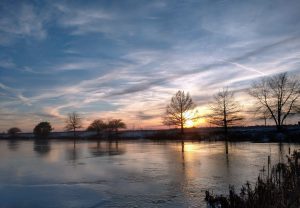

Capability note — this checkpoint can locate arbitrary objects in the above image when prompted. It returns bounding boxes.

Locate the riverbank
[1,125,300,142]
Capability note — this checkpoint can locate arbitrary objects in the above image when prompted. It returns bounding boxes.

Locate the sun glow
[184,143,196,152]
[183,111,199,128]
[183,108,207,128]
[185,119,194,128]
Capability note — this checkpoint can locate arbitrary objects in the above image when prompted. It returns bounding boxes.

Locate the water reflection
[88,140,125,157]
[278,142,284,163]
[7,139,20,151]
[165,141,199,205]
[0,140,299,208]
[33,139,51,156]
[66,145,81,165]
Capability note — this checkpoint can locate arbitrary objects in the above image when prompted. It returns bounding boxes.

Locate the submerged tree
[163,90,195,134]
[87,119,107,136]
[208,88,243,133]
[249,73,300,131]
[33,122,53,138]
[7,127,21,136]
[65,112,82,137]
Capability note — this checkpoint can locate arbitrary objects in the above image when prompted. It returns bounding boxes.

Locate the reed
[205,150,300,208]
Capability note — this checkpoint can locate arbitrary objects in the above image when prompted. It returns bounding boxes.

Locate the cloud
[54,61,103,71]
[1,0,300,131]
[0,2,47,45]
[54,3,113,35]
[136,111,160,120]
[0,59,15,69]
[0,83,31,106]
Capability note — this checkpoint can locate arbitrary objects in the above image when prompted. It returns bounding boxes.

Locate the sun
[183,109,207,128]
[185,119,194,128]
[183,111,199,128]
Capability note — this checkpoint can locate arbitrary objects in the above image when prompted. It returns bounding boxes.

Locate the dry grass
[205,150,300,208]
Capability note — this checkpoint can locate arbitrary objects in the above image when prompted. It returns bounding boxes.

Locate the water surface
[0,140,298,208]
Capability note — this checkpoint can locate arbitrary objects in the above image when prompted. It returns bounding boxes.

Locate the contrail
[220,59,266,75]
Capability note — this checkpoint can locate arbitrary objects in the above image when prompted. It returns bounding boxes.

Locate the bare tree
[87,119,107,136]
[163,90,195,134]
[249,73,300,131]
[255,108,272,127]
[208,88,243,133]
[65,112,82,137]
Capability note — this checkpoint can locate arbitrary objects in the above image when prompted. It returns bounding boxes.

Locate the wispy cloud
[54,3,113,35]
[0,59,15,69]
[0,2,47,45]
[0,83,31,106]
[1,0,300,131]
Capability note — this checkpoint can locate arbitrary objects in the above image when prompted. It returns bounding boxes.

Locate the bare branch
[207,88,244,132]
[248,73,300,131]
[163,90,196,134]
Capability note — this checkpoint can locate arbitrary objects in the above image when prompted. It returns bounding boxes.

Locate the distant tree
[163,90,195,134]
[65,112,82,137]
[7,127,21,136]
[249,73,300,131]
[208,88,244,133]
[256,108,272,127]
[87,119,107,136]
[33,122,53,138]
[107,119,126,133]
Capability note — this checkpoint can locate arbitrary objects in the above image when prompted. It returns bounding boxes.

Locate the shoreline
[1,125,300,143]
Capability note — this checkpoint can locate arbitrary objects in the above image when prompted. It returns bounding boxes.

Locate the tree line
[163,72,300,133]
[6,72,300,137]
[7,115,126,138]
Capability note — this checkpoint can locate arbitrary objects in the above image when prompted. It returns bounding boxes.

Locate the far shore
[1,125,300,143]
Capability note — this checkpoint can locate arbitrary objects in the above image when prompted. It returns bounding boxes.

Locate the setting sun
[183,109,207,128]
[185,119,194,128]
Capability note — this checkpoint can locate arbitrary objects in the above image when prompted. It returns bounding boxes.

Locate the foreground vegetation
[205,150,300,208]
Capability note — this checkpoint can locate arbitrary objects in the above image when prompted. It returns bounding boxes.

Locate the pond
[0,139,299,208]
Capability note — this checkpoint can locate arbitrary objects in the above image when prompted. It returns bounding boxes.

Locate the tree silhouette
[249,73,300,131]
[208,88,243,133]
[255,108,272,127]
[33,122,53,138]
[7,127,21,136]
[163,90,195,134]
[65,112,82,137]
[87,119,107,136]
[107,119,126,133]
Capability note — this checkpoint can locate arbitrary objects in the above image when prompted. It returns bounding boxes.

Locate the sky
[1,0,300,132]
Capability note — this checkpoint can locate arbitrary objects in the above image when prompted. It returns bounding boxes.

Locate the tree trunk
[223,102,228,134]
[224,124,228,134]
[276,125,283,132]
[180,109,184,134]
[180,122,184,134]
[73,128,76,148]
